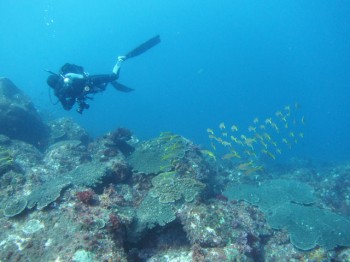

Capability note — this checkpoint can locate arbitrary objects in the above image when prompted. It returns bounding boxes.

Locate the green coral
[150,172,205,204]
[224,179,350,250]
[127,132,188,174]
[4,198,28,217]
[181,177,206,202]
[268,202,350,250]
[133,171,205,238]
[149,172,181,203]
[27,181,71,210]
[137,193,176,229]
[27,160,108,210]
[224,179,315,212]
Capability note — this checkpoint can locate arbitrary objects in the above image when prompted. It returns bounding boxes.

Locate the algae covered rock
[0,145,14,175]
[0,78,49,147]
[22,219,45,234]
[224,179,350,250]
[73,249,94,262]
[47,118,90,145]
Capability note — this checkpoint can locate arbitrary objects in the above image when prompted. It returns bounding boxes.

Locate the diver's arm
[64,73,84,80]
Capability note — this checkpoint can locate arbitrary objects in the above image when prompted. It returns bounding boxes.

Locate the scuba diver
[46,35,160,114]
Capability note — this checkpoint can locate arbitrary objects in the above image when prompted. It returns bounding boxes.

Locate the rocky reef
[0,79,350,261]
[0,78,49,148]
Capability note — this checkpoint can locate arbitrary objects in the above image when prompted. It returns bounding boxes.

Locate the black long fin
[110,81,134,92]
[125,35,161,60]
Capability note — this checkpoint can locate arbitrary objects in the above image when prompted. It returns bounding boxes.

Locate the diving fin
[111,81,134,92]
[125,35,161,60]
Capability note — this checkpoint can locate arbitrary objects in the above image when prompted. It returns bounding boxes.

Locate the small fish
[210,142,216,150]
[231,150,241,159]
[259,124,266,130]
[289,132,295,137]
[208,134,217,140]
[255,133,263,142]
[222,152,239,160]
[271,123,279,132]
[253,117,259,124]
[221,132,228,137]
[301,116,305,125]
[282,138,291,149]
[245,144,254,151]
[230,136,243,146]
[262,149,276,160]
[238,161,253,170]
[268,152,276,160]
[263,132,271,141]
[200,150,216,160]
[231,125,238,132]
[221,141,232,147]
[221,153,233,160]
[271,141,277,147]
[275,111,283,117]
[219,122,226,130]
[248,126,256,132]
[244,150,253,156]
[299,132,304,138]
[242,165,264,175]
[160,131,173,136]
[260,140,268,149]
[206,128,214,135]
[230,135,238,143]
[244,138,256,145]
[265,118,273,125]
[284,105,291,111]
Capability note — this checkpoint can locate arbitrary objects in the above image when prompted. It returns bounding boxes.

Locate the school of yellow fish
[204,103,305,172]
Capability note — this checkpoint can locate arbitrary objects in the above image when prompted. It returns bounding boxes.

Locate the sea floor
[0,117,350,262]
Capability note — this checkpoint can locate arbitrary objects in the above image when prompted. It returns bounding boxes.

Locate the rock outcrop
[0,78,48,148]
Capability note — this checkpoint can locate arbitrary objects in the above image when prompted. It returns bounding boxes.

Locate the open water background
[0,0,349,162]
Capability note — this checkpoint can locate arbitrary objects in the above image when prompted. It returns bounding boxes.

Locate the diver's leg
[112,56,126,76]
[89,74,118,85]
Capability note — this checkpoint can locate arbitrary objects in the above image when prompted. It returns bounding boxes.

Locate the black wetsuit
[48,63,118,113]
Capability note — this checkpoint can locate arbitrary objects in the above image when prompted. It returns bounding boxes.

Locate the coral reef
[1,82,350,261]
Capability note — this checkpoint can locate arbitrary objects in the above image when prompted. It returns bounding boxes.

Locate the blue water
[0,1,349,162]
